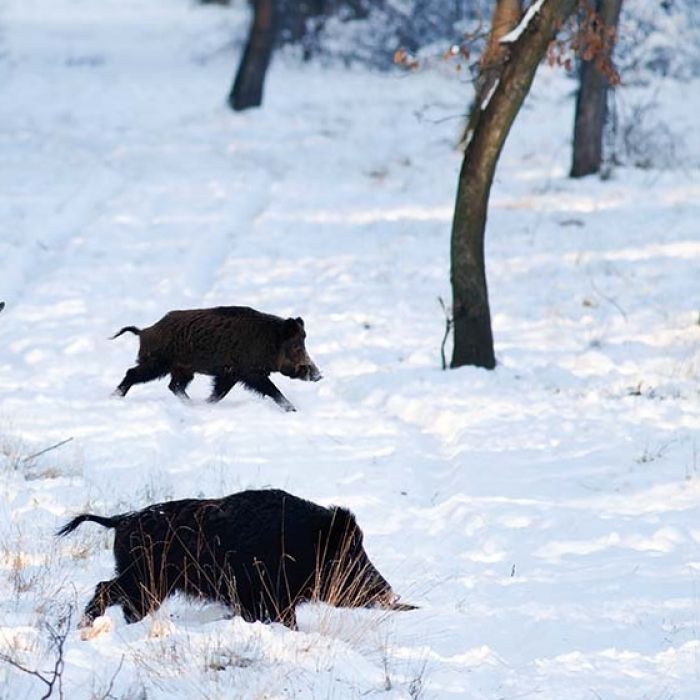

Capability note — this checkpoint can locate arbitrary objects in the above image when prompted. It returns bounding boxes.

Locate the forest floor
[0,1,699,698]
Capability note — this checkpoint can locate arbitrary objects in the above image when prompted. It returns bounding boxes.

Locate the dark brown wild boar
[111,306,321,411]
[57,489,417,629]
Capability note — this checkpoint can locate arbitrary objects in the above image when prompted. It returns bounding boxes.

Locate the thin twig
[23,438,74,464]
[0,653,54,690]
[438,297,453,370]
[45,615,68,700]
[95,656,125,700]
[0,608,71,699]
[588,276,628,321]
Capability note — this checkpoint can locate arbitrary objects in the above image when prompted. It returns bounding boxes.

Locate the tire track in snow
[0,162,128,305]
[187,157,277,303]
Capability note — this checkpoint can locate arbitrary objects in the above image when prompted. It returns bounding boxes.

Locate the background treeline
[208,0,700,77]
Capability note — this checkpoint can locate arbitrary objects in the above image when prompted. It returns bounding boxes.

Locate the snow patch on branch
[500,0,547,44]
[481,78,500,111]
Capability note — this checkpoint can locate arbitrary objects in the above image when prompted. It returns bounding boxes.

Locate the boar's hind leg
[83,576,152,625]
[115,361,167,396]
[242,375,296,412]
[82,580,118,623]
[207,373,239,403]
[168,365,194,399]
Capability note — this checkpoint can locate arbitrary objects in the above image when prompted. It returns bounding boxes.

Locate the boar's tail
[56,513,127,537]
[110,326,141,340]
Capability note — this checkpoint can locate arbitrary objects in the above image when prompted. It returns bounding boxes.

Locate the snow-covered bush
[274,0,699,79]
[617,0,700,82]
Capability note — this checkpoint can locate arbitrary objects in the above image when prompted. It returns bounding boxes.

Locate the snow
[1,0,699,698]
[500,0,547,44]
[480,78,500,111]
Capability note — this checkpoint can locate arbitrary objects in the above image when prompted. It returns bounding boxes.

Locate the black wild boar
[111,306,321,411]
[57,489,415,629]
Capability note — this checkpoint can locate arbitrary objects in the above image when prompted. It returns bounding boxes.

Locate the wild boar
[57,489,416,629]
[111,306,321,411]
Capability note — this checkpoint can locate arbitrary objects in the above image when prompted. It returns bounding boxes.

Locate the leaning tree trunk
[228,0,276,111]
[570,0,623,177]
[459,0,522,149]
[450,0,577,369]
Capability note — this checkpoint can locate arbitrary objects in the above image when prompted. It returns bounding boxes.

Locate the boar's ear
[295,317,304,328]
[282,317,301,339]
[327,507,361,553]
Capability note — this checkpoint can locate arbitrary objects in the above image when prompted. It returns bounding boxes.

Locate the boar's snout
[350,557,399,608]
[278,318,322,382]
[280,360,322,382]
[367,584,419,612]
[302,362,322,382]
[379,595,419,612]
[353,556,418,612]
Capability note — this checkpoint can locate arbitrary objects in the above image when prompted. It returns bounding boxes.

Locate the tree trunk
[459,0,522,149]
[570,0,623,177]
[228,0,276,112]
[450,0,577,370]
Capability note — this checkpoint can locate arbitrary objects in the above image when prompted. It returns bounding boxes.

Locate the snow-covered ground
[1,1,699,698]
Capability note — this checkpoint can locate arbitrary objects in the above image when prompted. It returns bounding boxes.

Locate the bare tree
[228,0,277,111]
[450,0,578,369]
[570,0,623,177]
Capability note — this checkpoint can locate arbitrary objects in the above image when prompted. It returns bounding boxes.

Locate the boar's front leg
[242,375,296,412]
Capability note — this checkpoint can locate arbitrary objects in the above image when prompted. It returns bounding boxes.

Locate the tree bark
[570,0,623,177]
[459,0,522,149]
[228,0,277,112]
[450,0,577,370]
